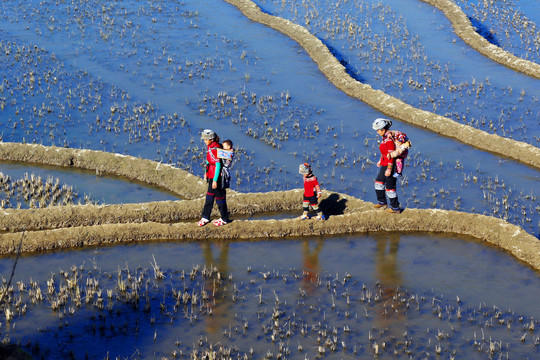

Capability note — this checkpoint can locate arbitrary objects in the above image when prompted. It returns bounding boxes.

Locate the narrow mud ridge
[223,0,540,170]
[0,143,539,272]
[1,208,539,272]
[0,142,207,199]
[421,0,540,79]
[0,189,368,231]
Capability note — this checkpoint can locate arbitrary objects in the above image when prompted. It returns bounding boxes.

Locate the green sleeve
[213,161,222,182]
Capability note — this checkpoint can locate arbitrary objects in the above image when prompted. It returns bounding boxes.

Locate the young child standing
[221,140,234,167]
[298,163,325,220]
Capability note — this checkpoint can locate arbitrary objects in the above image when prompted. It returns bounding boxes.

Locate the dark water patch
[1,234,539,358]
[468,16,501,46]
[255,2,274,16]
[321,39,367,83]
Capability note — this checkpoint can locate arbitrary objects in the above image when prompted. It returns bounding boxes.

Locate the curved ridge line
[0,188,367,232]
[0,143,538,272]
[421,0,540,79]
[223,0,540,169]
[0,142,367,231]
[0,209,539,272]
[0,142,207,200]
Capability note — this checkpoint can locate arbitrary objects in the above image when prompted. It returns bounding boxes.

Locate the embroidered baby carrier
[388,130,412,159]
[217,148,234,189]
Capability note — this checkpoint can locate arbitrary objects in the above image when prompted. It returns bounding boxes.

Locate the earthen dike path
[0,143,539,273]
[1,0,539,270]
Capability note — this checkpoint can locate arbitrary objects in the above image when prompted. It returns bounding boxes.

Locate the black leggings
[374,166,400,210]
[202,179,229,221]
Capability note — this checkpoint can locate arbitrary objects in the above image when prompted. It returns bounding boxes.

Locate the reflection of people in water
[374,233,405,333]
[202,242,232,339]
[302,240,323,295]
[375,233,401,289]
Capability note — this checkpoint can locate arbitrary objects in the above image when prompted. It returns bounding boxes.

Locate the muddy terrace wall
[0,142,207,199]
[223,0,540,170]
[1,142,539,273]
[421,0,540,79]
[0,187,369,231]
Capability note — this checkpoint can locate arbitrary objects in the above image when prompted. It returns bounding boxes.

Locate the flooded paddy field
[0,161,179,209]
[255,0,540,143]
[1,234,539,359]
[0,0,539,357]
[453,0,540,62]
[0,0,538,234]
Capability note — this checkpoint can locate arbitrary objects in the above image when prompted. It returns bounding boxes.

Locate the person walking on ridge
[372,118,401,213]
[298,163,325,220]
[198,129,230,226]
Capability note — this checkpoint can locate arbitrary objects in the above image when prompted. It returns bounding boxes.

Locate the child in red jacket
[298,163,325,220]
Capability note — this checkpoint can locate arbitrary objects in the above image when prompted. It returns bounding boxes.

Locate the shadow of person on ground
[319,193,347,219]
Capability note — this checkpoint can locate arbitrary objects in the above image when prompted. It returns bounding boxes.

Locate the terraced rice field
[0,0,538,358]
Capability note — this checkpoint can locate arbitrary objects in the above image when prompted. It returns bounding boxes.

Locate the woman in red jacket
[372,118,401,213]
[198,129,230,226]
